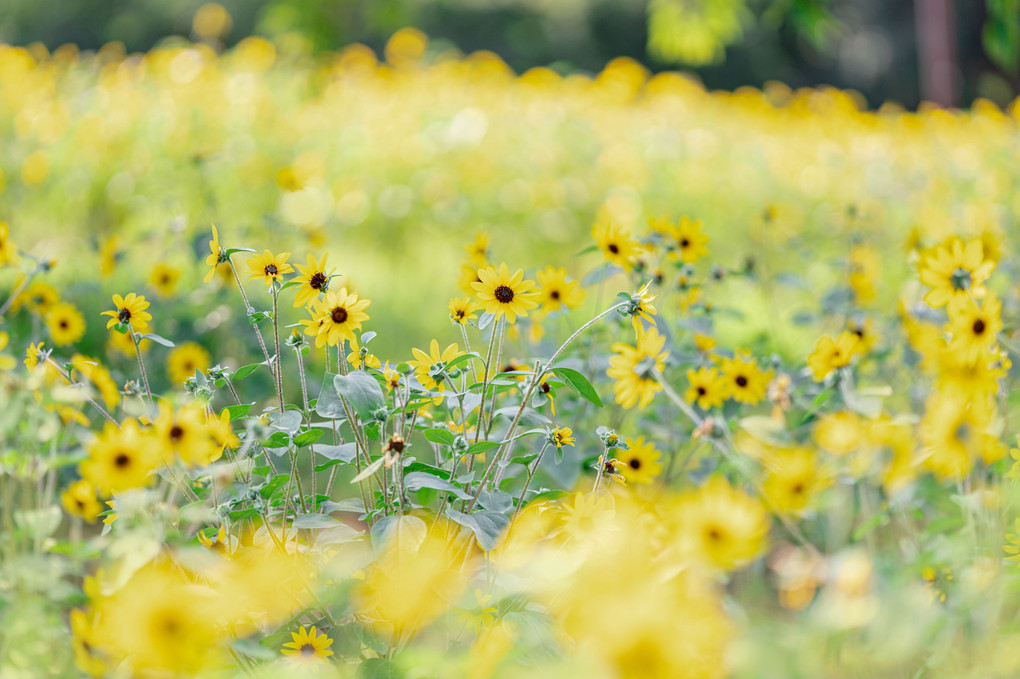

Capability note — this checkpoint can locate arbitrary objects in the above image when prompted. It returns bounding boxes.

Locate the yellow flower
[100,292,152,333]
[846,317,879,353]
[46,301,86,346]
[246,249,294,286]
[592,219,642,271]
[71,609,107,677]
[946,291,1001,364]
[921,391,1004,480]
[0,221,18,267]
[814,411,863,456]
[616,437,663,484]
[464,231,490,267]
[0,332,15,371]
[307,287,371,348]
[762,447,829,516]
[667,216,710,264]
[685,366,727,410]
[560,491,617,542]
[448,296,482,325]
[1005,519,1020,566]
[720,353,772,405]
[919,237,994,308]
[807,331,859,382]
[148,262,181,297]
[607,325,668,409]
[457,261,486,295]
[382,362,401,392]
[24,341,45,370]
[551,426,575,448]
[534,266,586,312]
[694,333,716,353]
[98,235,120,277]
[168,342,211,384]
[71,354,121,409]
[471,262,538,324]
[80,419,160,496]
[672,476,769,571]
[208,410,240,456]
[457,589,499,634]
[347,338,381,369]
[61,479,103,523]
[409,339,462,392]
[153,401,220,467]
[281,625,335,665]
[9,279,59,315]
[203,224,224,283]
[293,252,335,308]
[848,244,880,302]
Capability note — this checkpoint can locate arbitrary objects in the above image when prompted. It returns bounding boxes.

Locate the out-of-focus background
[2,0,1019,109]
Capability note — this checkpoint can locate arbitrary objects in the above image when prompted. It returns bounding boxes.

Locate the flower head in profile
[448,296,482,325]
[202,225,227,283]
[919,237,994,309]
[550,426,575,448]
[592,219,642,271]
[247,250,294,286]
[281,626,335,666]
[293,252,335,308]
[471,263,538,325]
[101,293,152,333]
[307,288,371,348]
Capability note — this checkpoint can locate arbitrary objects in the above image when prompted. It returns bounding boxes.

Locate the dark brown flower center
[550,290,560,300]
[706,526,722,542]
[300,644,315,656]
[973,319,986,335]
[735,375,748,388]
[265,264,278,276]
[629,458,641,470]
[59,319,68,329]
[791,482,805,495]
[541,382,551,394]
[331,306,348,324]
[680,238,690,247]
[114,453,131,468]
[309,272,327,290]
[608,243,619,254]
[170,425,184,441]
[697,386,706,396]
[118,308,131,323]
[494,285,514,304]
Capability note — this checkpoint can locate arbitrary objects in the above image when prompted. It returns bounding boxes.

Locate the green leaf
[548,367,602,407]
[233,363,263,381]
[230,639,276,661]
[314,372,343,418]
[445,508,510,551]
[222,404,252,421]
[476,490,513,513]
[139,332,175,348]
[224,247,256,256]
[466,440,500,455]
[259,474,290,498]
[356,658,403,679]
[424,428,456,446]
[313,442,357,462]
[351,457,384,483]
[334,371,384,421]
[263,431,291,449]
[293,429,324,447]
[445,352,482,371]
[291,513,341,529]
[527,489,568,505]
[269,411,302,434]
[403,471,469,499]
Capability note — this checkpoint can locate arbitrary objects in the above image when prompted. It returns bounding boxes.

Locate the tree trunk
[915,0,959,107]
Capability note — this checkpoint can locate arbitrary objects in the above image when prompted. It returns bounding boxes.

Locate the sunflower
[10,279,59,315]
[919,237,994,309]
[101,292,152,333]
[46,301,86,346]
[153,402,219,467]
[382,362,401,392]
[685,366,727,410]
[71,609,107,677]
[347,338,381,369]
[616,437,663,485]
[308,287,371,348]
[946,291,1001,364]
[672,475,769,571]
[409,339,462,393]
[762,447,828,516]
[534,266,586,312]
[0,332,15,371]
[148,262,181,298]
[667,216,710,264]
[591,219,642,271]
[607,325,668,409]
[464,231,490,267]
[448,296,482,325]
[246,249,294,286]
[61,479,103,523]
[98,234,120,277]
[457,262,486,295]
[846,317,879,353]
[80,419,160,496]
[0,221,18,267]
[203,224,226,283]
[813,411,863,456]
[921,391,1004,480]
[293,252,335,308]
[280,626,335,664]
[208,410,240,456]
[559,491,618,542]
[720,353,771,405]
[935,345,1004,403]
[471,262,538,324]
[71,354,121,409]
[806,331,858,382]
[168,342,211,384]
[551,426,575,448]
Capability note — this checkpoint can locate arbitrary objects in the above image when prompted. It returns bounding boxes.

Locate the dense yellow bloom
[101,292,152,333]
[293,251,335,308]
[307,287,371,348]
[280,626,334,666]
[673,476,769,571]
[919,237,994,308]
[720,353,771,405]
[685,366,727,410]
[807,331,859,382]
[80,419,160,496]
[148,262,180,297]
[448,296,482,325]
[167,341,211,384]
[46,301,86,346]
[246,249,294,286]
[616,437,663,484]
[471,262,538,324]
[946,291,1001,364]
[592,219,642,271]
[607,325,668,409]
[61,479,103,523]
[409,339,461,392]
[534,266,586,312]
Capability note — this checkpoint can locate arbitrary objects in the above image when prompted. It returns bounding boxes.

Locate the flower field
[4,26,1020,679]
